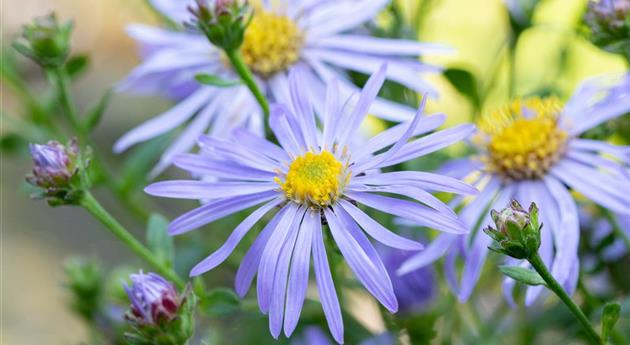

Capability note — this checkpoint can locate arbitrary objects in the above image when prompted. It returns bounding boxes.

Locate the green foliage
[201,287,241,316]
[195,73,241,87]
[444,68,481,110]
[147,213,175,268]
[65,54,90,78]
[601,303,621,342]
[499,266,546,286]
[64,257,104,321]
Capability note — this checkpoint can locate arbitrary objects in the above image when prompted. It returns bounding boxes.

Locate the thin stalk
[79,191,185,288]
[50,67,150,221]
[224,49,273,137]
[52,67,84,139]
[528,253,602,345]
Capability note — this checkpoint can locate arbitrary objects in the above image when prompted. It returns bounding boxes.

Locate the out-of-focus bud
[65,257,104,321]
[123,271,195,345]
[188,0,251,51]
[124,271,180,325]
[584,0,630,59]
[27,139,78,190]
[12,13,73,68]
[484,200,542,259]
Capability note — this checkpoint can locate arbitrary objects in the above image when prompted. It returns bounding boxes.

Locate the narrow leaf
[195,73,240,87]
[499,265,546,286]
[83,89,112,131]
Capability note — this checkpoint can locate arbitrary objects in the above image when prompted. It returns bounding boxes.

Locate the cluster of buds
[26,138,86,204]
[123,272,195,345]
[484,200,542,259]
[584,0,630,58]
[12,13,73,68]
[187,0,251,51]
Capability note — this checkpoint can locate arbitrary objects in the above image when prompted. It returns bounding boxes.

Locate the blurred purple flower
[380,244,435,314]
[124,271,180,325]
[399,73,630,306]
[116,0,451,176]
[27,139,78,190]
[292,327,393,345]
[580,207,630,262]
[145,66,475,343]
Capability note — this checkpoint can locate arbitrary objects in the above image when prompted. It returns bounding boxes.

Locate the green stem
[528,253,602,345]
[224,49,272,137]
[49,67,150,222]
[52,67,84,139]
[601,208,630,253]
[79,191,185,288]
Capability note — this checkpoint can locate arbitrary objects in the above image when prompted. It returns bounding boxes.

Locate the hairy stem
[79,191,185,288]
[528,253,602,345]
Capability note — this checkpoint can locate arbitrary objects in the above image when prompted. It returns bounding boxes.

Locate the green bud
[13,13,73,68]
[484,200,542,259]
[64,257,104,321]
[188,0,252,51]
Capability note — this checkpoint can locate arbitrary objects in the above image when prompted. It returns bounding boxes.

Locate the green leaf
[443,68,481,110]
[601,303,621,341]
[0,133,27,155]
[195,73,240,87]
[499,266,546,286]
[65,55,90,78]
[119,133,171,194]
[202,287,241,316]
[146,213,174,268]
[83,89,112,131]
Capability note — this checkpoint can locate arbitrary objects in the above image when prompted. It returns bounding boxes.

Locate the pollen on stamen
[240,11,303,77]
[478,97,568,181]
[275,150,350,208]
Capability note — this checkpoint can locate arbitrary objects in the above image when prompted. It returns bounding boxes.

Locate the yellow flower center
[240,11,303,77]
[478,97,568,181]
[275,151,349,207]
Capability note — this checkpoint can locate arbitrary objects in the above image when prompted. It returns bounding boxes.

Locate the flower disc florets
[240,10,303,76]
[275,150,350,208]
[478,97,568,181]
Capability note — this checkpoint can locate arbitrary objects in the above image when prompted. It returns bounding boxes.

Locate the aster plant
[145,65,476,342]
[115,0,450,175]
[399,73,630,305]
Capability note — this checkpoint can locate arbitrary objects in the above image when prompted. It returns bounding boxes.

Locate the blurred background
[1,0,628,344]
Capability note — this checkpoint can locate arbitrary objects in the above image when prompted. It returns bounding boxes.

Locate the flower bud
[484,200,541,259]
[12,13,73,68]
[188,0,251,51]
[27,139,78,191]
[124,271,180,325]
[65,257,104,321]
[584,0,630,58]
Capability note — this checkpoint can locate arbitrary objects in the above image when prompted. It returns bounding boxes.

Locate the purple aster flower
[124,271,180,325]
[398,73,630,306]
[27,138,78,190]
[145,66,476,343]
[115,0,451,176]
[292,327,393,345]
